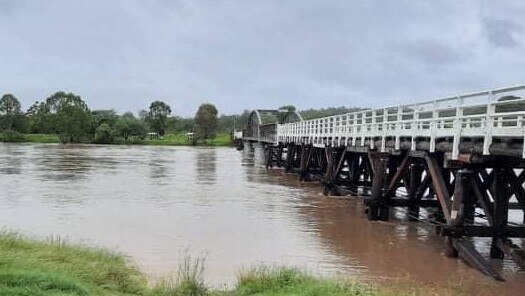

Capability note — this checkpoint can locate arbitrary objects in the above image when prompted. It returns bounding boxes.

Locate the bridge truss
[247,85,525,281]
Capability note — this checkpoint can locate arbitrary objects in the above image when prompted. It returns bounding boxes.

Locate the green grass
[150,255,208,296]
[140,133,232,147]
[0,133,232,147]
[0,232,386,296]
[1,231,466,296]
[0,133,59,143]
[0,232,147,295]
[231,267,375,296]
[20,134,60,143]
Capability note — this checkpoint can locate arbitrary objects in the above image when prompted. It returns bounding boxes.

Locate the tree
[0,94,23,132]
[170,116,194,133]
[278,105,296,112]
[94,123,113,144]
[42,92,92,143]
[26,100,57,134]
[92,109,118,127]
[138,109,148,121]
[194,103,219,142]
[277,105,297,123]
[300,106,363,120]
[26,101,41,133]
[146,100,171,136]
[114,112,147,141]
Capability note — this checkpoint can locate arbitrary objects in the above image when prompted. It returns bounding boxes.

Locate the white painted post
[430,101,438,153]
[395,106,402,150]
[411,108,418,151]
[483,91,495,155]
[452,96,463,159]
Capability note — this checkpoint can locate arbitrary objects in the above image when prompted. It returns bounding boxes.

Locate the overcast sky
[1,0,524,116]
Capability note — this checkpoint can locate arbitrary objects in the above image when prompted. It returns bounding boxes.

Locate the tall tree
[194,103,219,142]
[92,109,118,127]
[146,100,171,136]
[43,92,92,143]
[0,94,22,131]
[26,101,41,133]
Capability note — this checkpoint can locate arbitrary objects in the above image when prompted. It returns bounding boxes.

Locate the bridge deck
[277,85,525,159]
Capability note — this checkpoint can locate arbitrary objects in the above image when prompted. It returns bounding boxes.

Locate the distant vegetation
[0,92,362,146]
[300,106,364,120]
[0,92,225,146]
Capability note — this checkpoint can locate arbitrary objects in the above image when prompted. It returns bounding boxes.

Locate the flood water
[0,143,524,294]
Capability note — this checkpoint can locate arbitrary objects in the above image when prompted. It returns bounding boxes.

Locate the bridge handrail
[277,84,525,159]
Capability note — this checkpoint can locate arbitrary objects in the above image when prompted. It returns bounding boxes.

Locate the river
[0,143,523,294]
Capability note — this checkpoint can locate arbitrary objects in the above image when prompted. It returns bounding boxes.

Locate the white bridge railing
[277,85,525,159]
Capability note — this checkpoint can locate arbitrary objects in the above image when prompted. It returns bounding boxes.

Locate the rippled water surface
[0,143,524,294]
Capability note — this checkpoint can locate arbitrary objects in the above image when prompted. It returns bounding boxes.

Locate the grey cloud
[483,18,523,48]
[0,0,21,15]
[391,40,467,67]
[0,0,525,115]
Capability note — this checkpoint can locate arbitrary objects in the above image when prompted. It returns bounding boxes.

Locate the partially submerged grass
[0,231,463,295]
[0,231,147,295]
[0,231,377,296]
[151,254,207,296]
[234,266,375,296]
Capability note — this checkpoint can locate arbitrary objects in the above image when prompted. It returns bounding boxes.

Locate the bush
[93,123,114,144]
[152,254,207,296]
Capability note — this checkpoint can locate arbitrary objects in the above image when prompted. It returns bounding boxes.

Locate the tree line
[0,91,362,144]
[0,92,221,144]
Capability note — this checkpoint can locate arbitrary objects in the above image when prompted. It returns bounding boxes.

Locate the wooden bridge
[241,85,525,281]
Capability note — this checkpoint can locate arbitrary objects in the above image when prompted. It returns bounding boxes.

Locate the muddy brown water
[0,143,523,294]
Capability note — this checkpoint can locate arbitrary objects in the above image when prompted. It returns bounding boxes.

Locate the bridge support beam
[366,152,389,221]
[323,147,346,196]
[242,140,253,151]
[261,144,525,280]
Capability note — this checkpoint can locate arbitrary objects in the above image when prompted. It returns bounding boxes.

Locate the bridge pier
[407,161,426,221]
[263,143,525,280]
[251,142,267,166]
[366,152,389,221]
[242,140,252,151]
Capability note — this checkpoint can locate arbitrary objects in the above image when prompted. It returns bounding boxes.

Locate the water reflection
[36,145,92,181]
[148,148,171,181]
[196,148,217,185]
[0,144,23,174]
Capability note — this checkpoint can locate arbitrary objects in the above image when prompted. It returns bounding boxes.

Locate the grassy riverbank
[141,133,232,147]
[1,133,60,143]
[0,133,232,147]
[0,232,382,296]
[0,232,146,295]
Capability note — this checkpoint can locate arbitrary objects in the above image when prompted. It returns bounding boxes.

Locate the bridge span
[241,85,525,281]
